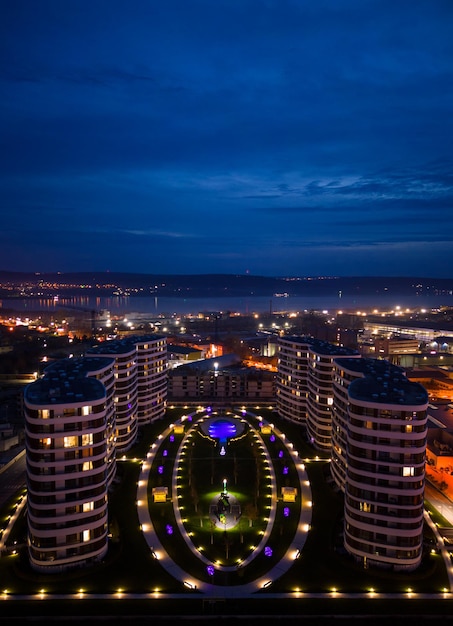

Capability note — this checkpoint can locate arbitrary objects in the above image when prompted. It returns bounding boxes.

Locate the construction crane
[56,303,102,338]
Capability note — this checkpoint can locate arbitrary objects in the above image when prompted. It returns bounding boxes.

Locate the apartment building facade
[24,357,115,572]
[24,334,167,572]
[276,335,358,449]
[86,334,167,451]
[168,354,275,404]
[344,368,428,571]
[277,335,428,571]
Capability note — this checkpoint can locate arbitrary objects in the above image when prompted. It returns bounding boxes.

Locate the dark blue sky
[1,1,452,277]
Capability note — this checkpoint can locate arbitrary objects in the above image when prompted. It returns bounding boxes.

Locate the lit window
[327,397,333,406]
[83,530,90,542]
[82,406,90,416]
[403,466,415,477]
[64,436,77,448]
[83,502,94,512]
[82,461,93,471]
[82,434,93,446]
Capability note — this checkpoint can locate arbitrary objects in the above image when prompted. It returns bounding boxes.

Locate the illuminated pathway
[424,510,453,591]
[136,409,313,596]
[0,493,26,554]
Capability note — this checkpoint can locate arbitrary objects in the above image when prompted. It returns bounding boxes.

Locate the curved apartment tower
[343,370,428,571]
[87,334,167,447]
[86,340,139,453]
[133,335,167,425]
[276,336,312,425]
[276,335,358,446]
[331,357,396,492]
[24,357,114,572]
[305,340,359,451]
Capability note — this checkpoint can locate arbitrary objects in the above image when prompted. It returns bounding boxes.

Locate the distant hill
[0,271,451,299]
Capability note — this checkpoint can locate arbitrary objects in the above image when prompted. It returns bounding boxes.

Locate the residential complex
[22,328,430,574]
[24,334,166,571]
[276,336,428,571]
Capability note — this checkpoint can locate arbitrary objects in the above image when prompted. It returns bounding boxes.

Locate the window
[64,436,77,448]
[403,466,415,477]
[82,433,93,446]
[83,502,94,512]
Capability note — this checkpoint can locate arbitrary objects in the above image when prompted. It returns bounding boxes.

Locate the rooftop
[281,335,358,357]
[24,356,109,406]
[348,370,428,407]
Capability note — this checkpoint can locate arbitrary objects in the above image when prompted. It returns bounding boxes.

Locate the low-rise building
[168,354,275,405]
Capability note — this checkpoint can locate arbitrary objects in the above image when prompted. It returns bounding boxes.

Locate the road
[0,448,26,509]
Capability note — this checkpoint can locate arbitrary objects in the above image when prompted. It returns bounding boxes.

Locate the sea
[2,292,453,318]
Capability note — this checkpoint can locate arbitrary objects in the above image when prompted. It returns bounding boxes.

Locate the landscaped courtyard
[0,405,451,601]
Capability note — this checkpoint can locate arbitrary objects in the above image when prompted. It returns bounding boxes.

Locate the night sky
[1,1,452,278]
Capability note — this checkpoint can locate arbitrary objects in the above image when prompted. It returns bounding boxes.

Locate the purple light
[283,466,289,475]
[206,565,215,576]
[158,465,164,474]
[163,449,168,457]
[278,450,284,458]
[166,524,173,535]
[170,435,174,443]
[284,507,290,517]
[270,434,275,442]
[264,546,273,557]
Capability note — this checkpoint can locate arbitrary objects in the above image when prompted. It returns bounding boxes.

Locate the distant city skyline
[1,1,453,277]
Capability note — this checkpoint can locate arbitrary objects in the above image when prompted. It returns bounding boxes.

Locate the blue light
[265,546,273,557]
[284,507,290,517]
[207,565,215,576]
[166,524,173,535]
[208,419,237,444]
